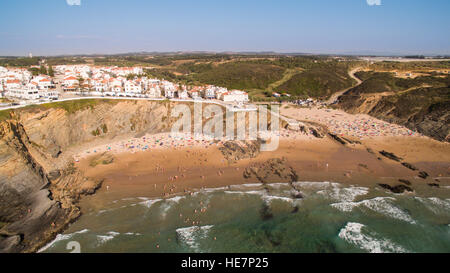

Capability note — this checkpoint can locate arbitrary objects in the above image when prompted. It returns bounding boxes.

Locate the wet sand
[76,136,450,212]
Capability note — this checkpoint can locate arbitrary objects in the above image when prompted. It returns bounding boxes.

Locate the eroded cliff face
[337,87,450,142]
[0,100,178,252]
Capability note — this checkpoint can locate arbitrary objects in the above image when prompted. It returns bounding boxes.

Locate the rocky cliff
[336,73,450,142]
[0,99,183,252]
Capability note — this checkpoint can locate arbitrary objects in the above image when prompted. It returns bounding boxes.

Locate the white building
[31,76,53,89]
[178,90,189,99]
[63,76,79,87]
[146,86,161,98]
[7,84,39,100]
[221,90,249,102]
[124,81,142,94]
[204,86,216,99]
[6,79,21,90]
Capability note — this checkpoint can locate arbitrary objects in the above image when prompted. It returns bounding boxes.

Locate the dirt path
[267,68,304,92]
[325,67,363,105]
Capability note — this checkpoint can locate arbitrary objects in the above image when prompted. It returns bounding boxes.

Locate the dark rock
[47,144,62,158]
[260,202,273,221]
[358,163,368,169]
[427,183,440,188]
[219,140,261,163]
[378,184,413,194]
[342,137,361,145]
[418,171,429,179]
[379,150,402,162]
[0,234,22,253]
[291,191,303,199]
[47,170,61,181]
[243,158,298,184]
[398,179,412,185]
[328,133,347,145]
[310,128,324,138]
[401,162,418,171]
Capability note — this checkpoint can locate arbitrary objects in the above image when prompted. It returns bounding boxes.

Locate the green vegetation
[277,62,355,98]
[369,61,450,71]
[23,99,120,114]
[89,153,114,167]
[191,62,285,90]
[350,72,449,94]
[380,87,449,119]
[101,124,108,134]
[338,65,450,142]
[0,57,40,67]
[0,109,13,121]
[91,128,101,136]
[142,55,361,100]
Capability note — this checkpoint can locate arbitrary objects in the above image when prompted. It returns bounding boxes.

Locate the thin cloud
[366,0,381,6]
[66,0,81,6]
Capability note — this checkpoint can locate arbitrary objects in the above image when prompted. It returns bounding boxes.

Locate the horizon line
[1,50,450,58]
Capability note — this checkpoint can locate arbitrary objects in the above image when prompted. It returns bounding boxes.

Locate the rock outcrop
[219,140,261,163]
[0,100,182,252]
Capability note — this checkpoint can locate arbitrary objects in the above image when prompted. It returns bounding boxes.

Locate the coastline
[75,136,450,212]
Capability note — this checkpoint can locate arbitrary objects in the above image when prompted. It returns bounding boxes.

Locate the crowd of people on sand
[73,107,422,163]
[288,107,421,139]
[73,130,311,162]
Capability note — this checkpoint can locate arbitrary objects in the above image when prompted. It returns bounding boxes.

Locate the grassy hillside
[350,71,449,94]
[145,56,360,100]
[337,70,450,142]
[277,62,355,98]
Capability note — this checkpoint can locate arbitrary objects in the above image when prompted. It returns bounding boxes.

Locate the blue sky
[0,0,449,56]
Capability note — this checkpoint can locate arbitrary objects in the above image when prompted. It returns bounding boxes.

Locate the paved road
[0,96,257,112]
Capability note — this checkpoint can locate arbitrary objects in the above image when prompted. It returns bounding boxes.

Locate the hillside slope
[0,100,183,252]
[337,72,450,142]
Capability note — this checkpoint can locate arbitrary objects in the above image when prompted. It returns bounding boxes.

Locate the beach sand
[76,135,450,212]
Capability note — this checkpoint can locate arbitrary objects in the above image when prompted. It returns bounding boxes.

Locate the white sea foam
[261,195,295,204]
[266,183,291,189]
[97,231,120,246]
[318,186,369,202]
[292,181,337,190]
[415,197,450,214]
[166,195,186,203]
[338,222,408,253]
[224,190,266,196]
[37,229,89,253]
[332,197,416,224]
[139,198,162,208]
[124,232,142,236]
[231,183,263,189]
[176,225,213,252]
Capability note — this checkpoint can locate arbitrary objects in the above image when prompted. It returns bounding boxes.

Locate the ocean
[40,182,450,253]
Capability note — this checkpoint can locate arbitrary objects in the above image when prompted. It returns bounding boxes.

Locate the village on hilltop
[0,64,250,106]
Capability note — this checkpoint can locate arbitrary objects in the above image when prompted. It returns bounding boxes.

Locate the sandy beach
[76,133,450,212]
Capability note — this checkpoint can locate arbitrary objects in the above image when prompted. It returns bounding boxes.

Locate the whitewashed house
[124,81,142,95]
[221,90,249,102]
[63,76,79,87]
[178,89,189,99]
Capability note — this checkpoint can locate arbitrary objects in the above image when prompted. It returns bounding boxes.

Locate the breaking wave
[97,231,120,246]
[339,222,409,253]
[176,225,214,252]
[38,229,89,253]
[332,197,416,224]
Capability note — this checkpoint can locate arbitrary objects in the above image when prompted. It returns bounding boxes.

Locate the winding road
[325,67,364,105]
